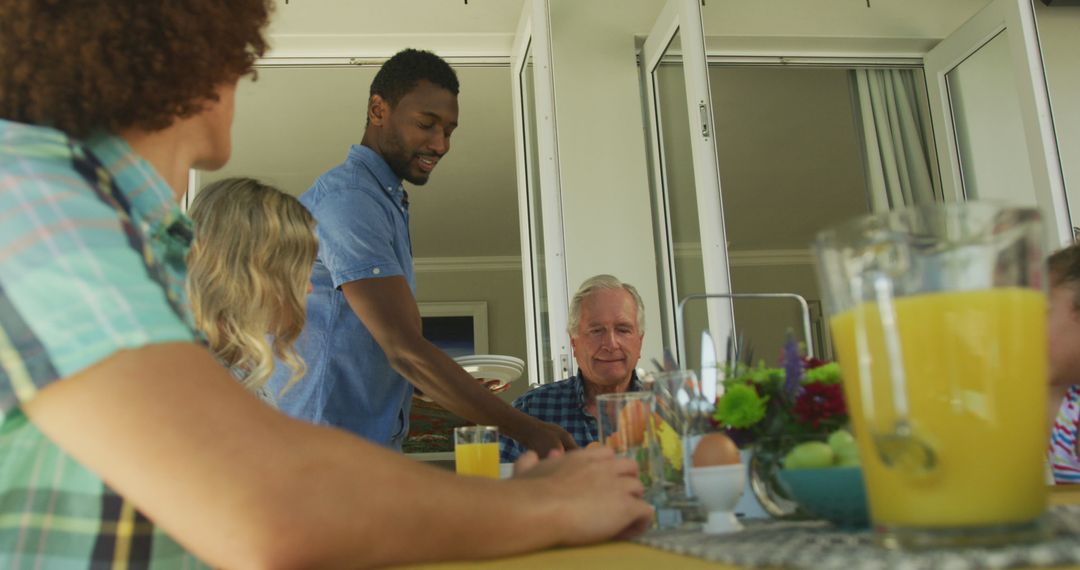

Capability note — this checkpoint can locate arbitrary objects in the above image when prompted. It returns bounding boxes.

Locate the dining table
[400,486,1080,569]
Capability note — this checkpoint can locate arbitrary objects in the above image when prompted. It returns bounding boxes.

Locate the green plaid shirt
[0,119,207,568]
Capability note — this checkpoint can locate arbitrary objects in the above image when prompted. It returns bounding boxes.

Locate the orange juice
[454,442,500,478]
[830,288,1047,527]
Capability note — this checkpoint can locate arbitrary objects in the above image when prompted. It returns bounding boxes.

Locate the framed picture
[406,301,490,459]
[418,301,489,357]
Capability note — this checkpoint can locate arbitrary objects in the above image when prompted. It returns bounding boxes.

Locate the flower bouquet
[710,332,850,517]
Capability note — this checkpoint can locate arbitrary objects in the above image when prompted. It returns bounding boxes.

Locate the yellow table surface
[400,486,1080,569]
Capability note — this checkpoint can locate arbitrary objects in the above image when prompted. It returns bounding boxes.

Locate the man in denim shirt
[502,275,646,462]
[269,49,574,456]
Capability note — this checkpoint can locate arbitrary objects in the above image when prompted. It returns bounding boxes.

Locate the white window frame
[642,0,734,365]
[925,0,1071,245]
[511,0,571,385]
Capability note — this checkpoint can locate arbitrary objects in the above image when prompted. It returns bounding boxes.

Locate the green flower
[713,384,768,429]
[805,362,842,384]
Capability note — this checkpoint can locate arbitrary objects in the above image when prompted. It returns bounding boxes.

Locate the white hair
[566,274,645,336]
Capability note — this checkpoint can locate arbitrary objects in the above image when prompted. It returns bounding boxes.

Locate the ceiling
[266,0,526,57]
[269,0,525,37]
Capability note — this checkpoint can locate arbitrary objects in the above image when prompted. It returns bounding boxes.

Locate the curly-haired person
[0,2,652,568]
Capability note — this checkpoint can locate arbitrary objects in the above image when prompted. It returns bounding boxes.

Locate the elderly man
[501,275,645,462]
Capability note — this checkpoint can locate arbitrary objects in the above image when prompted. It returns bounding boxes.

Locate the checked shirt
[499,370,642,463]
[0,119,207,568]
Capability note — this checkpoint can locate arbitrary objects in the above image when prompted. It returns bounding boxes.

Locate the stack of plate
[453,354,526,391]
[414,355,526,402]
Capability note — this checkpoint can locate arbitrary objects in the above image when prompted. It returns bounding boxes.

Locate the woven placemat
[636,505,1080,569]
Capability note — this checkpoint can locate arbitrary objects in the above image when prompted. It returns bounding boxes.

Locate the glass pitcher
[813,201,1049,549]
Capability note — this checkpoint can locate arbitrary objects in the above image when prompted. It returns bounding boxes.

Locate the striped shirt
[499,371,642,463]
[1050,384,1080,484]
[0,119,206,568]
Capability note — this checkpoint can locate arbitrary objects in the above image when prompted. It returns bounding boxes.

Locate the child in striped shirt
[1048,244,1080,483]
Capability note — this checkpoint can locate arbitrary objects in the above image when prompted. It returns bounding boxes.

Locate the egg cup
[689,464,746,534]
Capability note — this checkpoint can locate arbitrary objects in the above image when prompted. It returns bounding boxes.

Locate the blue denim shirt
[268,144,415,450]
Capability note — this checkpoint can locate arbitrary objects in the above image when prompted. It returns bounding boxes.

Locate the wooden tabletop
[399,486,1080,569]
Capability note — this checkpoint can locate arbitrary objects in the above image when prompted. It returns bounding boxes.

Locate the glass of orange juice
[454,425,500,478]
[813,202,1049,549]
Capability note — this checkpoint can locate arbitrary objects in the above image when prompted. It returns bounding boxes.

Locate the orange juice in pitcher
[830,288,1048,529]
[814,202,1050,549]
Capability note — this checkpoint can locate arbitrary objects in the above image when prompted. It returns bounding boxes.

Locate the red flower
[792,383,846,428]
[802,356,828,370]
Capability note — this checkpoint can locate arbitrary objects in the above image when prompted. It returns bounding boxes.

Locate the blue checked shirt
[0,119,206,568]
[500,370,643,463]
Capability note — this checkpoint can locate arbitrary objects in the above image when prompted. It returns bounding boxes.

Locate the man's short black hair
[370,48,460,107]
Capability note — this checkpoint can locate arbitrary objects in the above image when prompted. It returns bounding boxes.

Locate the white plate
[454,353,524,363]
[454,355,524,379]
[454,354,525,367]
[459,363,523,383]
[408,355,524,404]
[410,367,516,403]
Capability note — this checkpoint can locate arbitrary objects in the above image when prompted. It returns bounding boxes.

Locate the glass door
[512,0,570,385]
[925,0,1071,245]
[642,0,732,370]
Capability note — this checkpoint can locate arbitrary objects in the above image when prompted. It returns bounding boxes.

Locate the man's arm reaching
[341,276,577,456]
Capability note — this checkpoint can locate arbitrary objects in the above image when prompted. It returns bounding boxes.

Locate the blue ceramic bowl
[777,466,870,528]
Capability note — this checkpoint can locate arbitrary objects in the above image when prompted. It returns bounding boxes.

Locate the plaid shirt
[500,370,643,463]
[0,119,206,568]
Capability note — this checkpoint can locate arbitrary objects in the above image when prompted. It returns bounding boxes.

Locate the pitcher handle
[854,273,936,473]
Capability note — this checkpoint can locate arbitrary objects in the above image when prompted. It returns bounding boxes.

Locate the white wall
[547,0,667,368]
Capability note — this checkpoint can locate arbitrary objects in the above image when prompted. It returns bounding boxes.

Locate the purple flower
[781,331,803,404]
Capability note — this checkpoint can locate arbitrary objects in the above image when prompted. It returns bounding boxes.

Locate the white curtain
[851,69,941,213]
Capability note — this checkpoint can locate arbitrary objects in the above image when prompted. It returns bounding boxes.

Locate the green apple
[783,441,835,469]
[837,455,861,467]
[827,429,855,450]
[827,430,859,465]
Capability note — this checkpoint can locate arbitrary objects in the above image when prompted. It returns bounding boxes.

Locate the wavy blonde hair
[187,177,317,394]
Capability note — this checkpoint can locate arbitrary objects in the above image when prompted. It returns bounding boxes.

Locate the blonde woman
[187,177,318,404]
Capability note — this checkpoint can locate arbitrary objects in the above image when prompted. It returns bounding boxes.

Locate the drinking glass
[644,370,712,527]
[454,425,500,479]
[813,201,1049,549]
[596,393,665,510]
